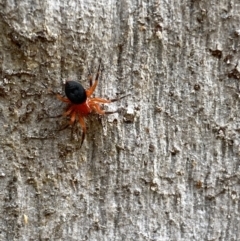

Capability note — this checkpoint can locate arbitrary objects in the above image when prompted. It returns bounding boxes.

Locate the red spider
[55,63,125,147]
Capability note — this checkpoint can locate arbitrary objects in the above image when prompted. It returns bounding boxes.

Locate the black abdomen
[65,81,87,104]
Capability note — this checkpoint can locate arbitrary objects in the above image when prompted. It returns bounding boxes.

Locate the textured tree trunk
[0,0,240,240]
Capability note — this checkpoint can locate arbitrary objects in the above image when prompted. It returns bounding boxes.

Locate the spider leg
[57,94,70,103]
[69,111,77,125]
[78,116,86,147]
[58,109,75,131]
[42,83,66,100]
[105,110,118,114]
[90,95,128,114]
[41,83,56,95]
[91,94,129,104]
[91,103,106,115]
[58,122,70,131]
[91,97,111,104]
[63,107,73,117]
[88,65,93,87]
[86,61,101,97]
[110,93,130,102]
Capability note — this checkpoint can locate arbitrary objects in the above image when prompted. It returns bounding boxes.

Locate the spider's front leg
[86,60,102,97]
[88,64,93,87]
[57,94,70,103]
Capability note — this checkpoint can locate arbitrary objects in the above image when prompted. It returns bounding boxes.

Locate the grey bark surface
[0,0,240,240]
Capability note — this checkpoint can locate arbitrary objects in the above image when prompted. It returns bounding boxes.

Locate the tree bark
[0,0,240,240]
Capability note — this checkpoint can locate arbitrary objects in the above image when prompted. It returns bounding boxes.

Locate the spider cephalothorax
[56,63,121,147]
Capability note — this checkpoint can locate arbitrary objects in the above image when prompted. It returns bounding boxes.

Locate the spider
[52,62,126,147]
